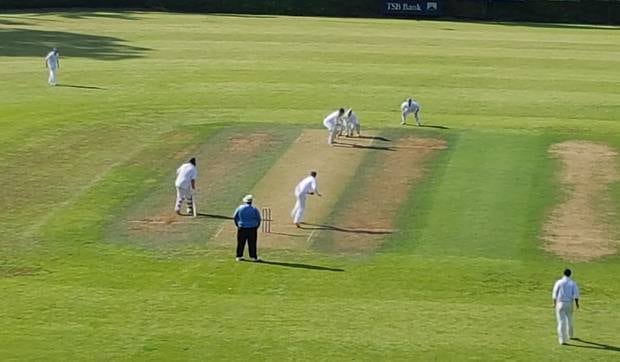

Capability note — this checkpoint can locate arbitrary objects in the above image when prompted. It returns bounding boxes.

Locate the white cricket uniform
[174,163,197,213]
[45,51,59,86]
[323,110,342,145]
[552,276,580,344]
[345,112,360,137]
[291,176,318,224]
[401,100,421,125]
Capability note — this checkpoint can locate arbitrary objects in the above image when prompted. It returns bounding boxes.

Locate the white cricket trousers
[48,68,57,86]
[291,192,307,224]
[348,122,360,137]
[323,121,337,145]
[175,187,194,213]
[402,109,420,125]
[555,302,574,344]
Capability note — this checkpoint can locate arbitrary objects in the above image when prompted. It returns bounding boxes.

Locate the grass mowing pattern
[102,124,301,250]
[1,12,619,360]
[390,130,561,260]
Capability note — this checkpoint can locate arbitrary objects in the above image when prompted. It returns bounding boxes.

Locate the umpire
[232,195,262,262]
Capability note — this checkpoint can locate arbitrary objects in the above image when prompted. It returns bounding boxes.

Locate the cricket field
[1,11,619,360]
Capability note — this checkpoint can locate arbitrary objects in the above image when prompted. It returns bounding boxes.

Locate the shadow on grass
[211,13,278,19]
[566,338,620,352]
[0,28,149,59]
[257,260,344,272]
[197,213,233,220]
[333,143,394,151]
[0,18,32,26]
[54,11,143,21]
[358,135,392,142]
[420,124,450,130]
[301,223,394,235]
[404,124,450,130]
[57,84,106,90]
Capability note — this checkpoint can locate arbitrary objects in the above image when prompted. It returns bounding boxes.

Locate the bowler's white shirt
[552,276,579,303]
[45,51,59,69]
[323,111,341,128]
[175,163,197,189]
[401,100,419,112]
[295,176,317,196]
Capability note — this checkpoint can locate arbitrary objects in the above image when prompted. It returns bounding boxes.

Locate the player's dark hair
[338,108,345,114]
[189,157,196,166]
[310,171,317,177]
[563,269,572,277]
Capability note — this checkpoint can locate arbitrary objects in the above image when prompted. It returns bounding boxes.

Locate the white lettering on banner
[403,3,422,11]
[427,2,438,10]
[386,2,401,10]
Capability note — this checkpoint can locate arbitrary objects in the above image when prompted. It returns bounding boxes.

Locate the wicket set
[261,207,272,233]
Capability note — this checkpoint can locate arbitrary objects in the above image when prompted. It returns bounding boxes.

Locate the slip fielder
[401,97,421,126]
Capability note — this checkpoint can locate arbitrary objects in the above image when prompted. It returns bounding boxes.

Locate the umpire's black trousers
[236,227,258,259]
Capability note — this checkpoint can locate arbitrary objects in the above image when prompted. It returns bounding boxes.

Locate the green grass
[391,130,560,259]
[1,11,620,360]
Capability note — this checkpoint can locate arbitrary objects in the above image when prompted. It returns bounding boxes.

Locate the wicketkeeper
[344,108,361,137]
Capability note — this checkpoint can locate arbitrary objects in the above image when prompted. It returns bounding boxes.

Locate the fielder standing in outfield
[552,268,580,345]
[174,157,197,216]
[233,194,261,262]
[291,171,321,227]
[344,108,361,137]
[323,108,345,145]
[44,47,60,86]
[401,97,421,126]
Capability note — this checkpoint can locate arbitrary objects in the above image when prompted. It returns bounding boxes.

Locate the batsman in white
[343,108,361,137]
[291,171,321,227]
[174,157,197,216]
[44,47,60,86]
[323,108,345,145]
[401,97,421,126]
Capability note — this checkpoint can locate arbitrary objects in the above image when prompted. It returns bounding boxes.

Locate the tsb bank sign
[383,1,444,16]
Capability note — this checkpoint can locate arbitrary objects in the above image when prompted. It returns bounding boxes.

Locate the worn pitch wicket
[261,207,271,233]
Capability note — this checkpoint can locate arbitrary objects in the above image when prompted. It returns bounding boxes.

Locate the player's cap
[242,194,253,203]
[52,47,58,52]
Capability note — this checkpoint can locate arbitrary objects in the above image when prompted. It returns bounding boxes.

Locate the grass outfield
[1,11,620,360]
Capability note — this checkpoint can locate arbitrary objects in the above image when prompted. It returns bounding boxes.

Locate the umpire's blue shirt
[233,203,261,228]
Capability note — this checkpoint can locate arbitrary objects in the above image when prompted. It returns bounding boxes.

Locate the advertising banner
[383,0,444,16]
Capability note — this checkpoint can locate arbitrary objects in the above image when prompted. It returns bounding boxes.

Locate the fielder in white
[343,108,361,137]
[174,157,197,216]
[401,97,421,126]
[44,48,60,86]
[323,108,345,145]
[552,268,580,345]
[291,171,321,227]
